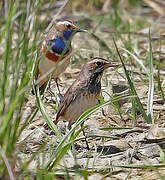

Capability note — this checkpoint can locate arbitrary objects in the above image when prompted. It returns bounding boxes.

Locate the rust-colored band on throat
[42,43,71,62]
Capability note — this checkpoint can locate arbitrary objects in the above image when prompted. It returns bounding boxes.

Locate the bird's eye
[66,23,71,29]
[96,61,101,66]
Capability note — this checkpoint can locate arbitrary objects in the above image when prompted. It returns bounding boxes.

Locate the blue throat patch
[63,30,74,40]
[49,30,75,54]
[49,37,71,54]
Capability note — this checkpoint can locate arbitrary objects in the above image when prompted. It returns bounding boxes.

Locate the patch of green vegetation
[0,0,165,179]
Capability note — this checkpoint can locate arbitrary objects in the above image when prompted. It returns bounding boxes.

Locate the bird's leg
[68,120,90,150]
[81,124,90,150]
[47,81,54,95]
[55,78,63,103]
[45,81,56,104]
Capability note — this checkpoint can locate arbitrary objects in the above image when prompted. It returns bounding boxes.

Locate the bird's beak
[104,61,121,69]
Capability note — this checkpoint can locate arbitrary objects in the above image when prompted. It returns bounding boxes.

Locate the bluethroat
[55,57,120,130]
[33,20,86,94]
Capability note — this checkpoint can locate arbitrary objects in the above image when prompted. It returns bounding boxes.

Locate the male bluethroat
[33,20,86,94]
[55,57,120,130]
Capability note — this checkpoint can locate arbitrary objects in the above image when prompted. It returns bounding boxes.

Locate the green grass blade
[35,88,62,140]
[157,41,165,103]
[113,38,151,123]
[99,126,132,131]
[45,94,135,170]
[120,47,148,74]
[147,29,154,123]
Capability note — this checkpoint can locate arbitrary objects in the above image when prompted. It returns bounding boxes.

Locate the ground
[1,0,165,179]
[18,30,165,178]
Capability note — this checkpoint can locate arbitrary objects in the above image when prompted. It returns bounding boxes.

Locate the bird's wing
[56,79,86,122]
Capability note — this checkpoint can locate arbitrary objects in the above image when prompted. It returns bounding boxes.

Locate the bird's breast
[62,92,99,124]
[38,52,71,79]
[42,41,72,63]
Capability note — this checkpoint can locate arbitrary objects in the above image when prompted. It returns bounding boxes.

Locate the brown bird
[55,57,120,130]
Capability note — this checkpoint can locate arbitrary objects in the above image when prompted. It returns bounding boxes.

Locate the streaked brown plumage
[55,57,120,129]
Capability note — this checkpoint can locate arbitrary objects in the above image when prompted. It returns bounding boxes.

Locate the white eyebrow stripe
[57,21,71,25]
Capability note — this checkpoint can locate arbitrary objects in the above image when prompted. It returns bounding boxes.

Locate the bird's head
[81,57,120,94]
[85,57,120,75]
[55,20,86,40]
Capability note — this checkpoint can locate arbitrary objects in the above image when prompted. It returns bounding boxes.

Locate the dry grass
[0,0,165,179]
